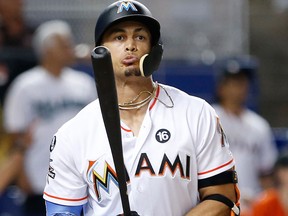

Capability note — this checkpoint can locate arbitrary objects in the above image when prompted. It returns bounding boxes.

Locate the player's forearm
[185,200,231,216]
[45,201,83,216]
[186,181,239,216]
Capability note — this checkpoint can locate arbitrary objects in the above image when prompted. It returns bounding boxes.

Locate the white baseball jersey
[213,104,277,198]
[44,83,235,216]
[3,66,97,194]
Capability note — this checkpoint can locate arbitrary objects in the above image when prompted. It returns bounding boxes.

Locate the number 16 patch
[155,129,171,143]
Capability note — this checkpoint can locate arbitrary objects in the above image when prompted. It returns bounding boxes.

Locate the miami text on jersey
[87,153,191,201]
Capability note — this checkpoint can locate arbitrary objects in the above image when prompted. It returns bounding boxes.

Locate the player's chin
[124,67,141,77]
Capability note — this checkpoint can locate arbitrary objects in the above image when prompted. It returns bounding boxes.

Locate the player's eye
[136,35,145,41]
[115,35,124,41]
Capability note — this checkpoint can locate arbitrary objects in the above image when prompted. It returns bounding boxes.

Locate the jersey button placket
[137,185,144,193]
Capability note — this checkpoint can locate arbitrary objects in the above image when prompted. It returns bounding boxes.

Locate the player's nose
[125,38,137,52]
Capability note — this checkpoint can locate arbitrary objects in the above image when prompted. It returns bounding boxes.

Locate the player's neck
[117,78,155,136]
[41,62,63,77]
[221,101,244,116]
[116,77,154,106]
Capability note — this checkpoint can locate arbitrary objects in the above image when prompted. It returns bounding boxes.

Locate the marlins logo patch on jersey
[117,1,138,13]
[87,160,119,201]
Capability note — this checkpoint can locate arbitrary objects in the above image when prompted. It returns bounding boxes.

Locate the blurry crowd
[0,0,287,216]
[0,0,96,215]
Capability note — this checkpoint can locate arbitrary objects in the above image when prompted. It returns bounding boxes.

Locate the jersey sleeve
[43,130,88,206]
[195,101,235,179]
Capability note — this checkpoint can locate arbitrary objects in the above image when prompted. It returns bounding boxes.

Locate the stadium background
[0,0,288,214]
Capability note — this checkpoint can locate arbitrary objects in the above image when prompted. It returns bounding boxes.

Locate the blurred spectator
[212,57,278,214]
[0,0,36,105]
[250,151,288,216]
[0,0,34,47]
[2,20,97,216]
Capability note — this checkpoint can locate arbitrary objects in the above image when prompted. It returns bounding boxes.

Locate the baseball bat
[91,46,133,216]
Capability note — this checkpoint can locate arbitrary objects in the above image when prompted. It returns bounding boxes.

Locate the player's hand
[117,211,140,216]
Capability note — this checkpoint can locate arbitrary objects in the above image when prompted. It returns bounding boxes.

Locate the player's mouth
[122,55,139,66]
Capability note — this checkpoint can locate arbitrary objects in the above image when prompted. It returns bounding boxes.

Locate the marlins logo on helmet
[117,1,138,13]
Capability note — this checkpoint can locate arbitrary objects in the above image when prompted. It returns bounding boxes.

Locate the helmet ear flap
[139,43,163,77]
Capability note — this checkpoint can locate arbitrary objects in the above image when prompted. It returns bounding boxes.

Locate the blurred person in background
[0,0,36,105]
[0,0,34,47]
[212,58,278,215]
[250,151,288,216]
[0,1,36,215]
[2,20,97,216]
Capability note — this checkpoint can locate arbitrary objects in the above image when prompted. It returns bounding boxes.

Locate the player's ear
[139,43,163,77]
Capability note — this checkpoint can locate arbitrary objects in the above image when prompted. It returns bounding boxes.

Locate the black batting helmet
[218,56,258,81]
[95,0,161,46]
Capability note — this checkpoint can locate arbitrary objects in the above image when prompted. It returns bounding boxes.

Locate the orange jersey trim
[121,125,132,132]
[198,159,234,175]
[149,84,160,111]
[44,192,88,202]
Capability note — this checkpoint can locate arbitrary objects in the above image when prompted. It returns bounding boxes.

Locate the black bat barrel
[91,46,132,216]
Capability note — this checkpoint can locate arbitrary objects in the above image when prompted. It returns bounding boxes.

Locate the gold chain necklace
[118,83,157,110]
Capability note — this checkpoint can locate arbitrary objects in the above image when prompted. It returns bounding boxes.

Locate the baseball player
[3,20,97,216]
[44,1,240,215]
[212,60,278,214]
